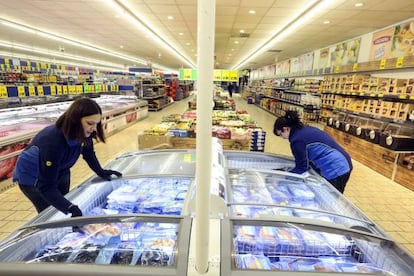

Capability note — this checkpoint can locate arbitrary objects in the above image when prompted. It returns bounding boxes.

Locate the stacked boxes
[250,129,266,152]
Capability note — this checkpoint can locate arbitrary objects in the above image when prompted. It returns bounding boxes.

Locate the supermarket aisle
[0,91,413,257]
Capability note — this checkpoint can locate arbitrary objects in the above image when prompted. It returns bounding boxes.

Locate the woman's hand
[98,169,122,181]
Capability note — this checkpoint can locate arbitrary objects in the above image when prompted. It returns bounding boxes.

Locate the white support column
[195,0,215,273]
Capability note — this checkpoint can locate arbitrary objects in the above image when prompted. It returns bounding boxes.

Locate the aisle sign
[0,85,7,98]
[396,57,404,68]
[229,70,238,81]
[179,68,197,80]
[37,86,44,96]
[28,86,35,97]
[213,70,222,81]
[17,86,25,97]
[221,70,230,81]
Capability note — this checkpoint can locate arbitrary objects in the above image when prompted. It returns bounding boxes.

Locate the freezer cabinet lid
[0,215,192,276]
[221,218,414,276]
[27,176,194,224]
[223,151,295,171]
[227,169,383,236]
[106,150,196,177]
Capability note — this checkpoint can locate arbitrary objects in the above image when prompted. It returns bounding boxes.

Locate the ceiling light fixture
[355,2,364,7]
[107,0,196,68]
[0,18,147,65]
[232,0,335,70]
[0,40,126,70]
[248,10,256,14]
[0,50,126,72]
[1,17,176,72]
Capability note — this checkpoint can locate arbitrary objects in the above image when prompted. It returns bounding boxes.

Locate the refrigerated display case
[0,215,192,276]
[0,95,148,191]
[0,148,414,275]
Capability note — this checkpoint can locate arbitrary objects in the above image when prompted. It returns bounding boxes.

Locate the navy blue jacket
[288,126,352,180]
[13,125,104,214]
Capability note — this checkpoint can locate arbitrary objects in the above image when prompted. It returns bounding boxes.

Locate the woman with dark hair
[273,110,352,193]
[13,97,122,216]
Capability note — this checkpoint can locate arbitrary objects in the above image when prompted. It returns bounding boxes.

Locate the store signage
[179,68,238,81]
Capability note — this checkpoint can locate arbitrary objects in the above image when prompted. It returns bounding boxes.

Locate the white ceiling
[0,0,414,72]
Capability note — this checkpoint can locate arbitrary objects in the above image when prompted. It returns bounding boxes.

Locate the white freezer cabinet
[222,168,414,275]
[221,218,414,275]
[0,215,192,276]
[226,169,383,236]
[26,175,195,225]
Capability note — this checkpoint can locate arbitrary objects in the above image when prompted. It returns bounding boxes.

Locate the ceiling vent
[231,33,250,38]
[267,49,282,53]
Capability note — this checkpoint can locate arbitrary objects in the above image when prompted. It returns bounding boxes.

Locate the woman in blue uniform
[273,110,352,193]
[13,97,122,216]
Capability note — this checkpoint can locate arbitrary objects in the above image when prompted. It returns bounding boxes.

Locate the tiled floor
[0,91,413,257]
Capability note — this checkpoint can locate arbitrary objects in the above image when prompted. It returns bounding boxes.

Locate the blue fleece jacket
[288,126,352,180]
[13,125,104,214]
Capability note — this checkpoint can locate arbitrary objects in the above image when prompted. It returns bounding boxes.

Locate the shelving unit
[137,77,172,111]
[248,78,321,123]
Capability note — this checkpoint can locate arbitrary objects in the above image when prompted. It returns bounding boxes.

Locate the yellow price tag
[369,93,376,97]
[17,86,25,97]
[37,86,44,96]
[396,57,404,68]
[410,95,414,100]
[379,59,386,69]
[62,86,68,95]
[399,95,407,99]
[68,85,76,94]
[352,63,358,72]
[359,92,364,96]
[28,86,36,96]
[0,86,7,98]
[50,85,56,95]
[335,66,340,73]
[378,93,383,97]
[76,85,83,94]
[95,84,101,92]
[56,85,62,95]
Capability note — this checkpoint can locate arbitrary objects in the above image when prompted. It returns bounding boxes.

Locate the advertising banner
[370,27,395,60]
[330,38,361,67]
[391,20,414,58]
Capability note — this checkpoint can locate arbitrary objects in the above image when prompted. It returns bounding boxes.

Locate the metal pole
[195,0,215,273]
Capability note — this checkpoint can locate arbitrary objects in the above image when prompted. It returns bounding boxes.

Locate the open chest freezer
[0,215,192,276]
[221,167,414,275]
[1,148,414,275]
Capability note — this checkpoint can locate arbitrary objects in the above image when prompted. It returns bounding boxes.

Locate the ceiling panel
[0,0,413,72]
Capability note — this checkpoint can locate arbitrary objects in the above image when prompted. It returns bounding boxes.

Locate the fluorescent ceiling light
[0,50,127,72]
[0,18,176,72]
[232,0,334,70]
[0,40,125,68]
[106,0,196,69]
